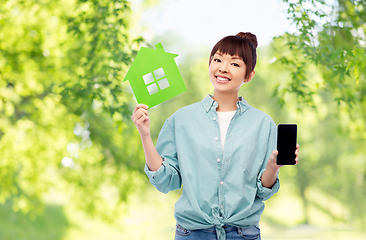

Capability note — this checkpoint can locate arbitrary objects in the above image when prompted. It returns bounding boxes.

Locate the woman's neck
[212,91,239,112]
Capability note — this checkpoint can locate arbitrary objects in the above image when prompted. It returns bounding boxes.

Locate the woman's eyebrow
[231,56,241,60]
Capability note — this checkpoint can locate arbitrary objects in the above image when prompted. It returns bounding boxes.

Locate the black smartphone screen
[276,124,297,165]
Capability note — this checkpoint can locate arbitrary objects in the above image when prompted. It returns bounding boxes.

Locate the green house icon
[123,43,187,108]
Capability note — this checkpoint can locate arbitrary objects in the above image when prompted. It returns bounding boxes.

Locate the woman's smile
[209,52,247,93]
[216,75,231,83]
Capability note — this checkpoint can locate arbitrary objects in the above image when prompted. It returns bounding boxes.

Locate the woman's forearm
[141,134,163,171]
[261,165,279,188]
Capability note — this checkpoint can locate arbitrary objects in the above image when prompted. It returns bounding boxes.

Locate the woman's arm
[131,104,163,171]
[261,144,300,188]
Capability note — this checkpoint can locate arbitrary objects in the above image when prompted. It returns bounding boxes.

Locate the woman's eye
[232,63,240,67]
[214,58,221,62]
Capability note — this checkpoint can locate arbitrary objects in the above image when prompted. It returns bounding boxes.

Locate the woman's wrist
[266,161,280,173]
[139,131,152,140]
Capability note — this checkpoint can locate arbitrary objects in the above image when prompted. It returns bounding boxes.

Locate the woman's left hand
[295,143,300,164]
[267,143,300,169]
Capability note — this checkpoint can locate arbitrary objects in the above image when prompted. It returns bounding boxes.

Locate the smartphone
[276,124,297,165]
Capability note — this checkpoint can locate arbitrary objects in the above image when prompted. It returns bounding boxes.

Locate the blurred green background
[0,0,365,239]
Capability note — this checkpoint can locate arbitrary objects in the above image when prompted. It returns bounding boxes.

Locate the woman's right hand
[131,104,150,137]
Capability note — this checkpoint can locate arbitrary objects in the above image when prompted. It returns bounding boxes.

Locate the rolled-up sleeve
[256,168,280,201]
[144,116,182,194]
[256,121,280,201]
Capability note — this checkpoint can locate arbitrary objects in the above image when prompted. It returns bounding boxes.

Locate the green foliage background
[0,0,145,222]
[0,0,365,239]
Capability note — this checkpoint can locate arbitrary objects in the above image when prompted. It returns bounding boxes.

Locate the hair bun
[236,32,258,49]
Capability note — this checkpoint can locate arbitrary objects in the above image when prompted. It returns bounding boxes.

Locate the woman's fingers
[135,114,149,126]
[295,144,300,164]
[132,109,147,121]
[133,104,149,113]
[131,106,149,123]
[131,104,151,137]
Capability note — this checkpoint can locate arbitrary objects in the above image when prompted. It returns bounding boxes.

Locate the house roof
[123,43,178,82]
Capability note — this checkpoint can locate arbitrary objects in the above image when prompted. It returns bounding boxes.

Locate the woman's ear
[244,70,255,83]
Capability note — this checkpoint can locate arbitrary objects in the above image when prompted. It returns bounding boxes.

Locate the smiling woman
[209,32,258,80]
[131,31,300,240]
[208,33,258,102]
[209,52,248,97]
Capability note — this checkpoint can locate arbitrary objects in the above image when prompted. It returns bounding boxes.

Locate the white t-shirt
[217,111,236,150]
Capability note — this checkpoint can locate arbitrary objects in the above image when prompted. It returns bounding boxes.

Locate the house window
[142,67,170,95]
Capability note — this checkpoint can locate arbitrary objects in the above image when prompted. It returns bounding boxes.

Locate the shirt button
[215,137,219,141]
[213,117,216,121]
[217,158,220,162]
[220,181,224,185]
[207,107,209,111]
[213,102,217,105]
[221,205,224,209]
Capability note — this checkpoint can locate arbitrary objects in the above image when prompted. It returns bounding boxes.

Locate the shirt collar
[201,94,249,115]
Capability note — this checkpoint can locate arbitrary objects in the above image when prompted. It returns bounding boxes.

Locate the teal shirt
[145,95,279,240]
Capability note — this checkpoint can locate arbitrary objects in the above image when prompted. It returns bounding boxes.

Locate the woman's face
[209,52,248,94]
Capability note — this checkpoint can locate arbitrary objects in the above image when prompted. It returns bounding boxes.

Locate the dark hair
[209,32,258,79]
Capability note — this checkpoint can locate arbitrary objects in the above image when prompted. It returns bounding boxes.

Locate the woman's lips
[216,76,231,83]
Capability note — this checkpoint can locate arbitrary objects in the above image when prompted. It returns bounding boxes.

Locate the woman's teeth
[217,76,230,81]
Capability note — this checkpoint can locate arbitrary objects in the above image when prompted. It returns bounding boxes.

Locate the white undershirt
[217,111,236,150]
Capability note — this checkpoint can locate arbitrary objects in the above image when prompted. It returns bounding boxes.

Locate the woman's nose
[219,67,228,73]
